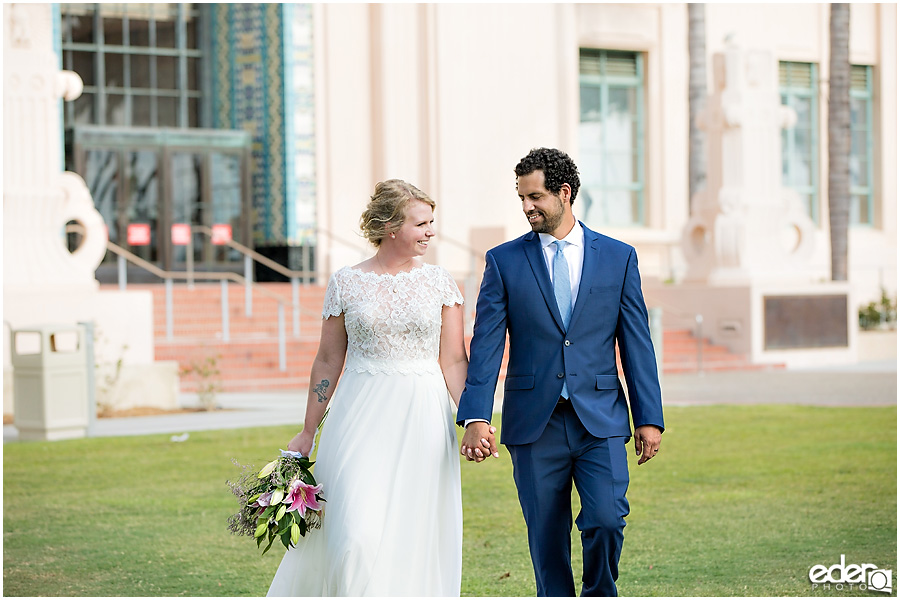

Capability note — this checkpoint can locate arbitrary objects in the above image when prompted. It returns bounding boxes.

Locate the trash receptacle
[11,324,88,441]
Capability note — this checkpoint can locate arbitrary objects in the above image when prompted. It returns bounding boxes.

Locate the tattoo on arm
[313,379,330,403]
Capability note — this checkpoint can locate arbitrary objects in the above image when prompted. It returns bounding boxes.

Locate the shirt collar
[539,220,583,249]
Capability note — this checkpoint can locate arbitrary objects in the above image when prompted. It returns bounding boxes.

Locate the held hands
[287,429,316,457]
[634,425,663,465]
[460,422,499,463]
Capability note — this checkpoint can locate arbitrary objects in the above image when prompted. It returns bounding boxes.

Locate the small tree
[180,354,223,411]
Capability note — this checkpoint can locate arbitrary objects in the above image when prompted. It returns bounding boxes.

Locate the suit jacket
[456,222,664,446]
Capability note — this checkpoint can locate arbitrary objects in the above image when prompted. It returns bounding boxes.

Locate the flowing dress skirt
[267,368,462,596]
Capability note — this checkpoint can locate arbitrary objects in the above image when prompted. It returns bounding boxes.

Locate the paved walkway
[661,359,896,407]
[4,360,895,442]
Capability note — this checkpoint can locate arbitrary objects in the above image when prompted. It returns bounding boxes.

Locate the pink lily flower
[284,479,323,514]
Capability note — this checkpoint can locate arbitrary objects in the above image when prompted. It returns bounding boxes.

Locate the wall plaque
[764,295,849,350]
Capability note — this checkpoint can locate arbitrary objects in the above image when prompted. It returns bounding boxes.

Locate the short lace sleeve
[438,267,464,307]
[321,270,343,319]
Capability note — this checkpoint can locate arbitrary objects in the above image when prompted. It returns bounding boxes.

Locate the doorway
[67,125,251,282]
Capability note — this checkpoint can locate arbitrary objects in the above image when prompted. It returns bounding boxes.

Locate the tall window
[779,61,819,223]
[60,3,203,129]
[850,64,874,226]
[578,49,645,227]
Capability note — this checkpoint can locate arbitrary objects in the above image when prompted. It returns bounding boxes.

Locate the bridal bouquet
[227,450,325,555]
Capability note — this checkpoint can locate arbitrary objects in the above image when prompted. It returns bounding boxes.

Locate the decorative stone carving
[9,3,30,49]
[3,4,175,428]
[681,42,815,284]
[56,70,84,101]
[3,3,106,292]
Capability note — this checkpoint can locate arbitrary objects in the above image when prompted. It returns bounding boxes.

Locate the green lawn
[3,405,896,597]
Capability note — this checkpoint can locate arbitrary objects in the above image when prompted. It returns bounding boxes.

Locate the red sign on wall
[211,224,233,245]
[171,224,192,246]
[127,223,151,246]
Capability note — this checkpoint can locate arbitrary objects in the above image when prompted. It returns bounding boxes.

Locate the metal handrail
[66,225,324,372]
[645,298,704,375]
[192,224,482,334]
[106,243,258,289]
[192,225,302,280]
[188,225,315,336]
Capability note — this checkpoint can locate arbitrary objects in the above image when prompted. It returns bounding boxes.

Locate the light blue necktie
[553,240,571,399]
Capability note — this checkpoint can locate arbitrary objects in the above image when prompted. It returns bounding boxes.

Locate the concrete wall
[313,3,896,307]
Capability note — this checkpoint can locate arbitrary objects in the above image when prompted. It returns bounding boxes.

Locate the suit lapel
[569,223,600,329]
[523,232,566,332]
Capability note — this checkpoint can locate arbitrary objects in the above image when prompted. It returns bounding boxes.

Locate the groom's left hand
[634,425,662,465]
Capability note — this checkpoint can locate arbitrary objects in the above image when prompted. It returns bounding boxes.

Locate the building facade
[58,3,316,277]
[51,3,896,303]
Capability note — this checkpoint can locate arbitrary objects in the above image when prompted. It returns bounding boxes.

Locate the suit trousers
[507,401,630,597]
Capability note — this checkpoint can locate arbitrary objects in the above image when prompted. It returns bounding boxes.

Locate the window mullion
[94,5,106,125]
[150,9,158,128]
[599,76,608,195]
[177,3,188,128]
[787,93,796,188]
[123,9,132,126]
[64,13,75,126]
[810,63,819,223]
[635,52,645,224]
[865,66,874,225]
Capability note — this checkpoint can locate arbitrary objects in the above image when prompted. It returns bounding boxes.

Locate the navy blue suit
[457,223,664,596]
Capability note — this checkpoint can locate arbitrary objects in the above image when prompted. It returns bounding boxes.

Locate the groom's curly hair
[514,148,580,205]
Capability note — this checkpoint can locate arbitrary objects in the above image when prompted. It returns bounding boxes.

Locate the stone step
[118,283,784,392]
[663,361,785,374]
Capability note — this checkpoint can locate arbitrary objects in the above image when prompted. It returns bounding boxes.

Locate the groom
[457,148,664,596]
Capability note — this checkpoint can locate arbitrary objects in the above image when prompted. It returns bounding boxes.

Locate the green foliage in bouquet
[227,452,324,555]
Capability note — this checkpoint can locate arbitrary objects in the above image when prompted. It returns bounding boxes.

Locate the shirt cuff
[464,419,490,427]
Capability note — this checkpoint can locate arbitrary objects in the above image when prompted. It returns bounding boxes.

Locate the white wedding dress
[267,264,463,597]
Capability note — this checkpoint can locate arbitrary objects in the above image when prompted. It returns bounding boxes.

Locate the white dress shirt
[464,221,584,431]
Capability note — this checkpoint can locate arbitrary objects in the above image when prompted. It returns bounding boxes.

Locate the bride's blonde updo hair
[360,179,435,247]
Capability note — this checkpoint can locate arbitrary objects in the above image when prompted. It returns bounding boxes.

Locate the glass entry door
[68,126,251,281]
[169,150,246,269]
[126,149,162,264]
[170,150,203,268]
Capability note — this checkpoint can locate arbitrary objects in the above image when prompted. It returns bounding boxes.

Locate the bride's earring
[390,233,395,239]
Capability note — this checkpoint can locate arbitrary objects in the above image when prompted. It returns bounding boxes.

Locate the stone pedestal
[2,4,176,424]
[645,281,856,369]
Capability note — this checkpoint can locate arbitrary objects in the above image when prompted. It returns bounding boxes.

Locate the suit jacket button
[565,340,571,346]
[557,373,564,379]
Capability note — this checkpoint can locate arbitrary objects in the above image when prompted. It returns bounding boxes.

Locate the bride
[267,180,476,596]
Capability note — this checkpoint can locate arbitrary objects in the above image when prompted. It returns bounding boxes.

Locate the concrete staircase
[660,329,783,374]
[113,283,326,392]
[109,282,782,393]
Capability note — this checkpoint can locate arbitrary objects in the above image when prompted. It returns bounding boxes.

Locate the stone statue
[681,41,815,284]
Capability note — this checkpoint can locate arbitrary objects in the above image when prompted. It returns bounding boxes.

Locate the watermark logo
[809,555,892,593]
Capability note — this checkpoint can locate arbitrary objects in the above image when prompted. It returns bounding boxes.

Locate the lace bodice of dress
[322,264,464,375]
